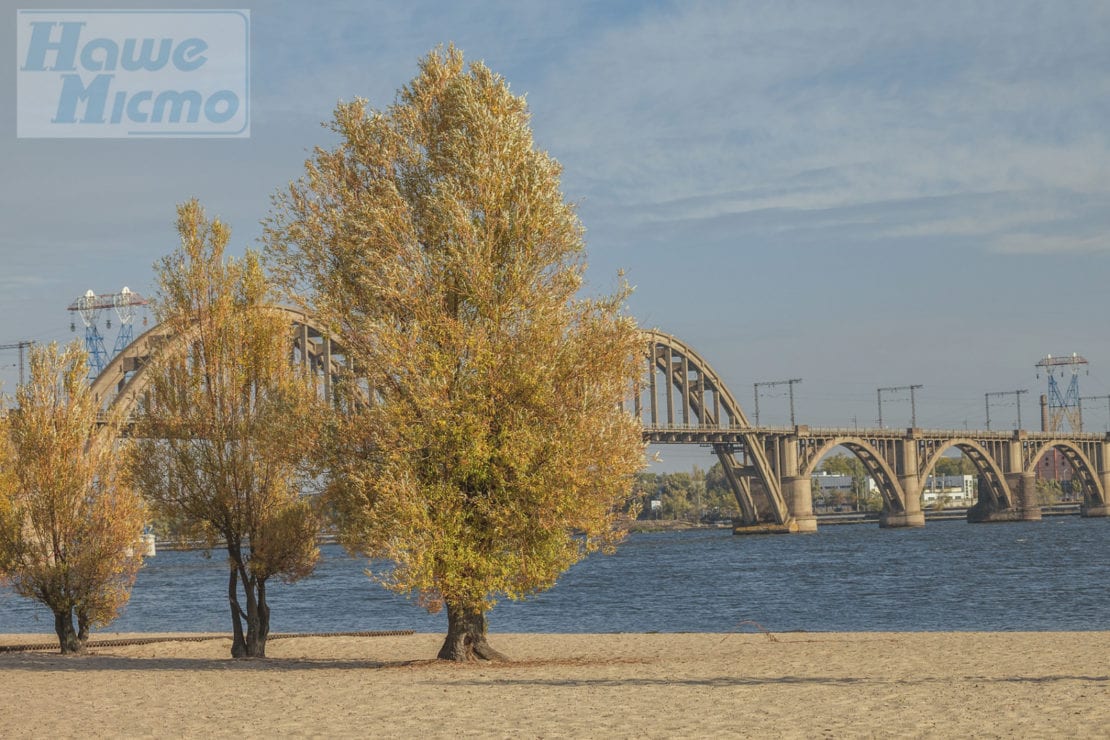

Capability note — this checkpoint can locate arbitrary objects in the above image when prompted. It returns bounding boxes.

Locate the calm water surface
[2,517,1108,634]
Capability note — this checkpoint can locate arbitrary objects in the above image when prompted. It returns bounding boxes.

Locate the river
[2,517,1108,634]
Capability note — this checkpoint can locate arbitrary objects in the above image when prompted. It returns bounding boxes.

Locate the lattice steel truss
[1036,353,1088,432]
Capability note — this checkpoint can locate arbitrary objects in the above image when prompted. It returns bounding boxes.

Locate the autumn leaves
[0,47,644,660]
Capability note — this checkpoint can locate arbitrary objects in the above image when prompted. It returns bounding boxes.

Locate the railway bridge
[87,312,1110,535]
[635,331,1110,533]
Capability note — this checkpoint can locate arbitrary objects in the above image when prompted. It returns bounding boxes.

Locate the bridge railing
[642,422,771,433]
[641,422,1110,441]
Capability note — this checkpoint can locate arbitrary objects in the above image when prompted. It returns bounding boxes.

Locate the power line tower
[111,287,148,354]
[1035,353,1088,432]
[68,290,110,379]
[67,288,149,380]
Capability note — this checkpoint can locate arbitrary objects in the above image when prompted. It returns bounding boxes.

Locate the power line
[0,340,34,385]
[753,378,802,426]
[1079,395,1110,432]
[985,389,1028,430]
[877,384,923,428]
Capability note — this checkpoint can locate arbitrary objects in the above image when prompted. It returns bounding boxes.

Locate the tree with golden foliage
[131,200,322,658]
[0,406,14,578]
[0,343,146,654]
[266,46,645,661]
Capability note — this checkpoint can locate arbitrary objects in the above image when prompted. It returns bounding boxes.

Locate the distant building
[922,475,976,506]
[811,471,878,494]
[810,471,879,512]
[1036,449,1073,483]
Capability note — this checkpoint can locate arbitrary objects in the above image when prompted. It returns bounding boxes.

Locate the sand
[1,631,1107,738]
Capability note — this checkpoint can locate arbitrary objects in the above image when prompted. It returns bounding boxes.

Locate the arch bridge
[634,331,1110,533]
[89,315,1110,535]
[90,306,350,420]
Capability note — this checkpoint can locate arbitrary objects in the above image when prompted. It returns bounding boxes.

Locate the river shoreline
[1,631,1106,736]
[625,502,1084,531]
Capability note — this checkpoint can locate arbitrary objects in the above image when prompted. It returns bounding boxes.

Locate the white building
[812,471,977,508]
[921,474,976,505]
[811,472,878,494]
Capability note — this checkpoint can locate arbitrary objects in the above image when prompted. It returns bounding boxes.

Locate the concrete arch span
[918,439,1015,511]
[100,320,803,531]
[800,437,911,520]
[1025,440,1105,510]
[92,306,345,420]
[639,330,796,531]
[790,429,934,527]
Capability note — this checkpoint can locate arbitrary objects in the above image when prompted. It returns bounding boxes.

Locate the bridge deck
[643,424,1110,443]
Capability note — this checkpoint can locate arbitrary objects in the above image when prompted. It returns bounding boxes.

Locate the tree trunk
[53,609,82,655]
[228,565,247,658]
[77,606,90,645]
[246,578,270,658]
[242,575,269,658]
[227,544,269,659]
[438,604,508,662]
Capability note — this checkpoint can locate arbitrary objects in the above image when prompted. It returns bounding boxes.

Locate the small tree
[935,454,975,477]
[0,343,145,654]
[821,453,874,510]
[131,200,321,658]
[266,46,644,661]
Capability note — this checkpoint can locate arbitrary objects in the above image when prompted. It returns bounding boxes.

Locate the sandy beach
[1,631,1107,737]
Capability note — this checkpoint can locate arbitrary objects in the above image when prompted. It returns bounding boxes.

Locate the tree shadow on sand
[0,653,428,673]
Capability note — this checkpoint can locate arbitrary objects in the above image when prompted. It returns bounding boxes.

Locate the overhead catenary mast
[0,340,34,385]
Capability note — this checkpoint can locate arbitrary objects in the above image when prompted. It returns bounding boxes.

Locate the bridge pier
[779,438,817,533]
[1017,471,1042,521]
[1085,469,1110,517]
[732,521,799,535]
[967,506,1022,522]
[879,447,925,528]
[969,472,1041,522]
[879,472,925,528]
[879,510,926,528]
[783,476,817,533]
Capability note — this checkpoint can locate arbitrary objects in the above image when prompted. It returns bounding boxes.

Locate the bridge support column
[880,474,925,528]
[880,437,925,528]
[972,473,1040,522]
[1017,471,1042,521]
[1082,468,1110,517]
[783,477,817,533]
[778,435,816,533]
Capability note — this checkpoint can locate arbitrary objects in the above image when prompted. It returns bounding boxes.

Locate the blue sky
[2,1,1109,471]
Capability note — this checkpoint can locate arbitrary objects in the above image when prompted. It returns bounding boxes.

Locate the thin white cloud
[529,1,1110,254]
[991,232,1110,255]
[3,0,1109,427]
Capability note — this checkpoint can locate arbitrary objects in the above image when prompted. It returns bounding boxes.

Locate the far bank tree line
[0,47,644,661]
